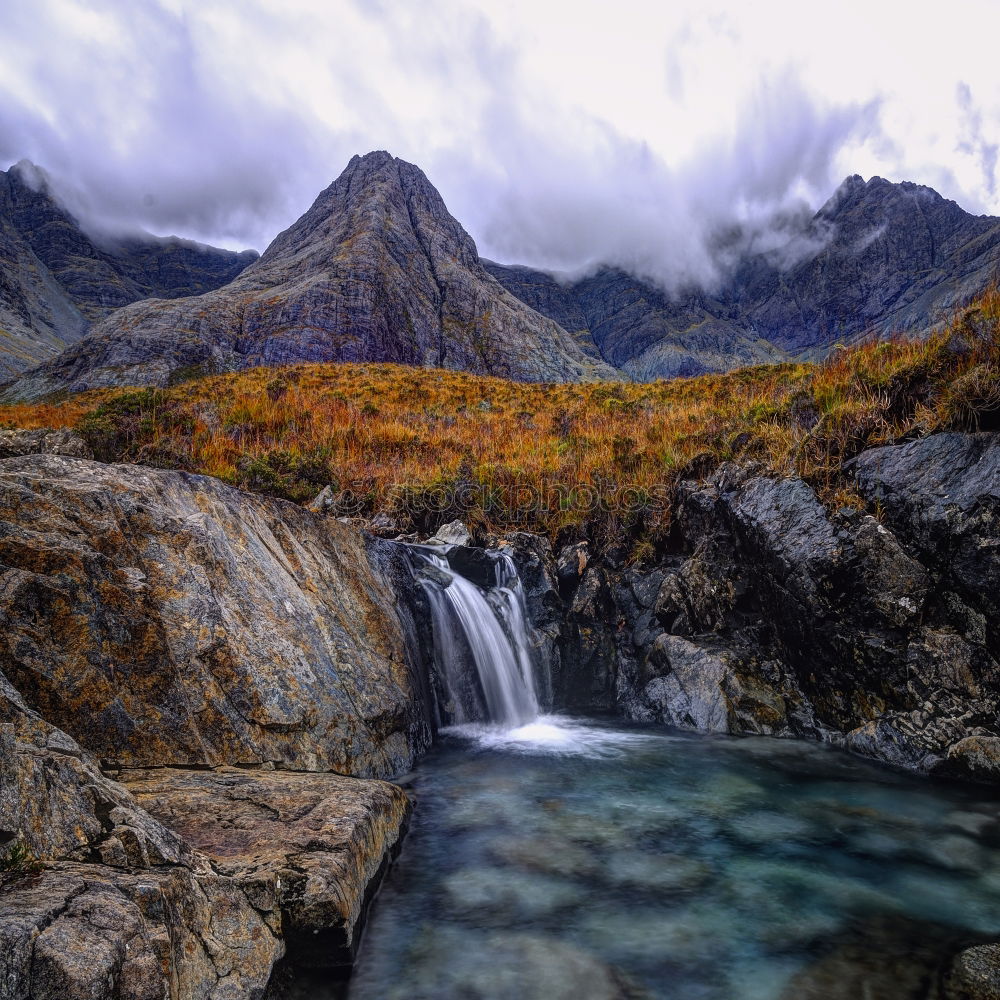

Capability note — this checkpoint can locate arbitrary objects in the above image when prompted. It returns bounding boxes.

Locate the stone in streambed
[441,866,579,924]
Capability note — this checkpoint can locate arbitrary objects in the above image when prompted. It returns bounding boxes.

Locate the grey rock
[0,427,92,459]
[428,519,472,547]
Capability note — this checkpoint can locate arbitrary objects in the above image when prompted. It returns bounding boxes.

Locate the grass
[3,290,1000,550]
[0,839,44,876]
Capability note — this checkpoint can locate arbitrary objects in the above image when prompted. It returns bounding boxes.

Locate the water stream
[340,550,1000,999]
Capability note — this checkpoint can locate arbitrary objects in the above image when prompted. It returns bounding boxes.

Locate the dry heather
[4,290,1000,547]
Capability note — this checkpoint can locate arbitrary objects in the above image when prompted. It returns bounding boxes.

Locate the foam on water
[443,714,667,757]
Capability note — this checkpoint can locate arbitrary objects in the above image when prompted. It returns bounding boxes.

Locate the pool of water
[346,718,1000,1000]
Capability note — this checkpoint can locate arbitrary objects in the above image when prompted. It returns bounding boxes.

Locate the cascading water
[413,546,540,729]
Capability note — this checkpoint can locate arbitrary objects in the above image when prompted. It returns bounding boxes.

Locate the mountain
[488,176,1000,379]
[0,161,258,376]
[483,262,788,380]
[4,152,616,399]
[6,157,1000,396]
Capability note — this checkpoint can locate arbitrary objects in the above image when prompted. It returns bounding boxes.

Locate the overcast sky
[1,0,998,289]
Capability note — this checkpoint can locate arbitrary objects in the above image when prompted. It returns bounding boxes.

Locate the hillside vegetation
[4,291,1000,548]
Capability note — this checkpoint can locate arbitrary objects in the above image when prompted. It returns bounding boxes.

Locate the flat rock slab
[123,766,410,967]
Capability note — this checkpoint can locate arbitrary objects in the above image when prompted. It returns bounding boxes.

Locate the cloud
[956,82,998,200]
[0,0,989,294]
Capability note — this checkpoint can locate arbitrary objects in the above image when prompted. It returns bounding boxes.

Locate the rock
[939,736,1000,782]
[443,544,495,588]
[946,943,1000,999]
[373,925,647,1000]
[0,670,193,870]
[636,635,734,733]
[5,152,616,400]
[0,862,282,1000]
[0,455,430,776]
[441,866,578,924]
[0,428,93,459]
[428,519,472,547]
[123,766,410,967]
[556,541,590,596]
[853,432,1000,618]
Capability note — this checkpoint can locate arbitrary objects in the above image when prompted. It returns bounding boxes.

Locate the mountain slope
[0,161,258,376]
[5,152,616,398]
[488,176,1000,379]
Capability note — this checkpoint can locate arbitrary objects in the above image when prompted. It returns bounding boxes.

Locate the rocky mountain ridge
[487,175,1000,379]
[3,152,615,399]
[0,161,258,376]
[8,154,1000,398]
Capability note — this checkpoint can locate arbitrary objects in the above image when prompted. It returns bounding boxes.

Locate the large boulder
[0,455,430,777]
[852,431,1000,621]
[0,863,282,1000]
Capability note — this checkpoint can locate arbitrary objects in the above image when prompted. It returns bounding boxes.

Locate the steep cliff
[0,454,431,776]
[523,431,1000,782]
[0,454,422,997]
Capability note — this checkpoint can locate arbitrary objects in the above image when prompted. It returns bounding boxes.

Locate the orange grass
[4,290,1000,545]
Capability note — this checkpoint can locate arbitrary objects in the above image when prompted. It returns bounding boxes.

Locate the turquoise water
[347,718,1000,1000]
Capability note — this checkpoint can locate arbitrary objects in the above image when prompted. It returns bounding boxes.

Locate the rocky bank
[489,431,1000,784]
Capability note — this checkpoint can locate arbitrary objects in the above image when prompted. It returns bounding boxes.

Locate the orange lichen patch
[3,289,1000,543]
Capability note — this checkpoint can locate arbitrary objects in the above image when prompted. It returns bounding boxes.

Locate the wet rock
[602,852,710,895]
[939,736,1000,783]
[123,766,410,968]
[385,926,648,1000]
[556,541,590,597]
[441,866,578,924]
[0,455,430,776]
[489,834,598,880]
[429,519,471,547]
[946,943,1000,999]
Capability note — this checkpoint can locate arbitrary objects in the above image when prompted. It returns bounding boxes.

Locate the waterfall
[412,546,540,728]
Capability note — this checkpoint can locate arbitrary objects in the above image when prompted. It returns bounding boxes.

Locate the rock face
[0,161,257,376]
[5,152,616,399]
[0,454,431,777]
[488,175,1000,379]
[544,431,1000,779]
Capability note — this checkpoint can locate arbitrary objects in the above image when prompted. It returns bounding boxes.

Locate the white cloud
[0,0,997,288]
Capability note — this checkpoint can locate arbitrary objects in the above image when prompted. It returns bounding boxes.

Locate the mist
[0,0,995,295]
